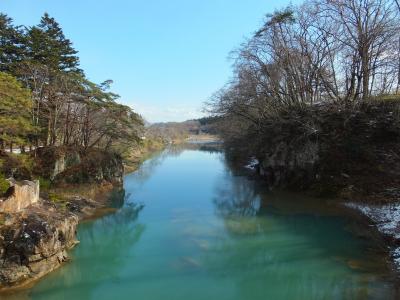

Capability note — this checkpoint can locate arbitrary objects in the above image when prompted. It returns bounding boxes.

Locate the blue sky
[0,0,299,122]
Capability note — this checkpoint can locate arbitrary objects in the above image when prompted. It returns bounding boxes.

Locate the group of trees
[210,0,400,142]
[146,120,201,142]
[0,13,143,153]
[146,117,219,143]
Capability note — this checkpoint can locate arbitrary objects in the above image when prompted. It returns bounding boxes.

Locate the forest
[0,13,143,155]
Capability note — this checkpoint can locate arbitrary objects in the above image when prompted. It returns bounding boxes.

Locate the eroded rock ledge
[0,146,126,291]
[232,102,400,196]
[0,183,120,291]
[0,203,79,288]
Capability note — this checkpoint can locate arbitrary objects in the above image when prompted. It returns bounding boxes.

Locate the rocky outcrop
[0,204,79,289]
[0,180,39,213]
[0,146,127,291]
[0,182,124,291]
[52,153,66,180]
[35,147,124,185]
[54,152,124,185]
[245,102,400,195]
[0,178,125,291]
[258,141,319,188]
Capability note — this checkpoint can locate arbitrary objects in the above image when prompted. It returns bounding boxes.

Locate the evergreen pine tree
[0,14,26,73]
[26,13,81,74]
[0,72,34,150]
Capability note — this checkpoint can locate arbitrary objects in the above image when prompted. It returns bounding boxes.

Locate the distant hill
[146,117,220,142]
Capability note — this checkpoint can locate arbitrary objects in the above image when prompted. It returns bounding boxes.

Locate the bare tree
[209,0,400,148]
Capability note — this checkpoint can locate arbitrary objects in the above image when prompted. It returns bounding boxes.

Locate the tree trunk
[361,52,370,101]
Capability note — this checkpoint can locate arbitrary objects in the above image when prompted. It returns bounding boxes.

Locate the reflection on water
[27,203,145,300]
[9,146,398,299]
[213,173,261,218]
[108,187,126,208]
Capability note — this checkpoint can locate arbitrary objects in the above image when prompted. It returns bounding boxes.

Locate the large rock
[54,150,124,185]
[259,141,319,188]
[0,180,39,213]
[35,147,124,185]
[0,186,123,290]
[34,146,81,180]
[0,207,79,289]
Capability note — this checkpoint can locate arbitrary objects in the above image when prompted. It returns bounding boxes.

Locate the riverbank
[0,143,158,292]
[242,159,400,282]
[0,178,126,292]
[344,201,400,274]
[21,146,399,299]
[220,100,400,276]
[124,139,166,174]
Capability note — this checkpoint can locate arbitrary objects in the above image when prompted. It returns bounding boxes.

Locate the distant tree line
[146,117,220,142]
[209,0,400,144]
[0,13,143,153]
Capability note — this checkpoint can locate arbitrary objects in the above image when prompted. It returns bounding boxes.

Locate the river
[10,146,399,299]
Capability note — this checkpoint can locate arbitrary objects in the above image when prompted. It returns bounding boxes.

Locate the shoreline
[0,144,199,294]
[344,201,400,276]
[243,159,400,280]
[0,142,165,293]
[0,181,125,293]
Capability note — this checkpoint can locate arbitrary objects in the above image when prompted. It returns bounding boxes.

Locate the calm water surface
[11,147,398,299]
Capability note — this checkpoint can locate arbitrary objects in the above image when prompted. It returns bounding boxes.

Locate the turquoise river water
[4,146,399,299]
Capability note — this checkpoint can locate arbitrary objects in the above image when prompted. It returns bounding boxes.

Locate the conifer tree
[0,14,26,74]
[26,13,81,74]
[0,72,34,151]
[24,13,82,145]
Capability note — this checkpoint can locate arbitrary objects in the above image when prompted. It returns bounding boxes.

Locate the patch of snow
[245,157,259,170]
[345,202,400,239]
[392,247,400,266]
[345,202,400,271]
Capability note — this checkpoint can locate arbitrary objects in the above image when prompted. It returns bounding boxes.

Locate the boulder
[0,209,78,289]
[0,180,39,213]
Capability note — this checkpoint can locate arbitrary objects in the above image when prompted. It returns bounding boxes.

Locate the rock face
[54,150,124,185]
[259,141,319,188]
[52,153,66,180]
[0,205,79,289]
[0,183,123,290]
[35,147,124,185]
[0,146,126,291]
[0,180,39,213]
[238,102,400,194]
[0,147,124,290]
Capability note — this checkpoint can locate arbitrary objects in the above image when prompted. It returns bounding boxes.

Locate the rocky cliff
[0,204,78,289]
[0,145,127,291]
[236,101,400,198]
[258,141,319,189]
[0,147,126,291]
[0,183,122,291]
[35,147,124,185]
